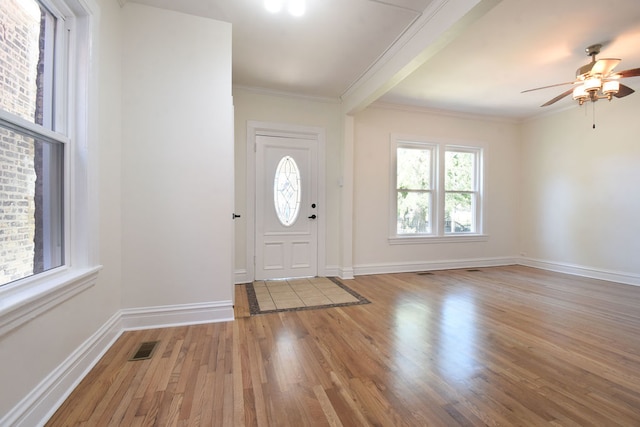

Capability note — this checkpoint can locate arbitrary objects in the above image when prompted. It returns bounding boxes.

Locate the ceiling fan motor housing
[585,44,602,57]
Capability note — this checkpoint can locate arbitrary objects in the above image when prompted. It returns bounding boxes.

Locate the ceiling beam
[341,0,502,115]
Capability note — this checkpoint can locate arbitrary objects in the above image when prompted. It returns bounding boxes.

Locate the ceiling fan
[522,44,640,107]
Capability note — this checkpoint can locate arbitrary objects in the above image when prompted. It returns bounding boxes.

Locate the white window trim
[0,0,101,337]
[389,134,488,245]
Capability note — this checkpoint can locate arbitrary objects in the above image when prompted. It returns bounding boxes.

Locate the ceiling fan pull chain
[592,102,596,129]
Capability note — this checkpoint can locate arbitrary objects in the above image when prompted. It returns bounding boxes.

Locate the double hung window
[1,0,66,286]
[395,143,435,235]
[0,0,98,335]
[391,136,485,242]
[444,148,480,234]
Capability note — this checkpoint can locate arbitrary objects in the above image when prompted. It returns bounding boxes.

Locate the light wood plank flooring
[47,266,640,426]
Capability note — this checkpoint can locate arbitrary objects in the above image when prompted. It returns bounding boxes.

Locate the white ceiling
[126,0,640,119]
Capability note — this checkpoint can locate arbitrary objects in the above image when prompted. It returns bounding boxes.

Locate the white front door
[255,135,318,280]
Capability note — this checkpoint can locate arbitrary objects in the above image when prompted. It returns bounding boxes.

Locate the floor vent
[129,341,159,361]
[467,269,481,272]
[417,272,434,275]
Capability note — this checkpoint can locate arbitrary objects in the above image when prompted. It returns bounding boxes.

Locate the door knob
[232,213,241,219]
[308,214,317,219]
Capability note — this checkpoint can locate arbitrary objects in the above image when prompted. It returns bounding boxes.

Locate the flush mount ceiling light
[522,44,640,107]
[264,0,283,13]
[264,0,306,16]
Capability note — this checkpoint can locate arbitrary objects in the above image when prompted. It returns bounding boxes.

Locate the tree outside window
[392,137,483,240]
[396,146,433,234]
[445,150,477,233]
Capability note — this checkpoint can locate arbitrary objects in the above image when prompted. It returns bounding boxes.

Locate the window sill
[0,265,102,337]
[388,234,489,245]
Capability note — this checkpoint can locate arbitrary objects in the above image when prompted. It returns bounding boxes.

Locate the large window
[1,0,65,286]
[391,136,484,242]
[0,0,99,335]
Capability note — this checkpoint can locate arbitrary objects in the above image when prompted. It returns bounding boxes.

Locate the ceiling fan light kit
[523,43,640,109]
[572,76,614,105]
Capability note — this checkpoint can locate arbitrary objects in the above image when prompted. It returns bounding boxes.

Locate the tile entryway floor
[253,277,360,311]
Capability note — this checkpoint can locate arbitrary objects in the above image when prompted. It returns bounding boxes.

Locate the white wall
[353,104,521,273]
[2,3,236,422]
[521,95,640,281]
[0,0,123,418]
[121,4,234,309]
[232,88,343,281]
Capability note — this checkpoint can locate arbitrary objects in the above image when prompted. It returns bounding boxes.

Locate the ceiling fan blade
[614,84,635,98]
[590,58,621,76]
[616,67,640,78]
[541,88,574,107]
[521,81,575,93]
[576,61,595,78]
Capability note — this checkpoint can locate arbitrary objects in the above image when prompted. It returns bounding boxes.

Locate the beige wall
[521,95,640,278]
[352,104,521,272]
[233,93,522,278]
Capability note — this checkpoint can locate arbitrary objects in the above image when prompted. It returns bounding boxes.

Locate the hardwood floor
[46,266,640,426]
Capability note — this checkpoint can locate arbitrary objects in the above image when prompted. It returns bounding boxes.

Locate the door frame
[246,121,326,282]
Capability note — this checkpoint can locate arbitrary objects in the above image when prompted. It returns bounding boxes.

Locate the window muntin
[391,137,484,240]
[273,156,301,226]
[0,0,66,286]
[395,145,434,234]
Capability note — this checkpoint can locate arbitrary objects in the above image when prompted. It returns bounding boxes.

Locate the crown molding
[370,100,520,124]
[232,85,341,104]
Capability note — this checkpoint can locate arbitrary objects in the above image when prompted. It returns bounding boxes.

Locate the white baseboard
[120,301,234,331]
[323,265,341,278]
[234,269,250,285]
[2,301,234,426]
[2,312,122,427]
[354,257,518,276]
[519,257,640,287]
[339,267,355,280]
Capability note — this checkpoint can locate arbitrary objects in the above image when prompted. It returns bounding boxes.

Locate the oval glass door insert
[274,156,301,226]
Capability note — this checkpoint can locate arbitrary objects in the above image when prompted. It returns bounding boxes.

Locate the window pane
[397,147,430,190]
[445,151,474,191]
[397,191,430,234]
[0,124,64,286]
[445,192,473,233]
[0,0,53,126]
[273,156,301,226]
